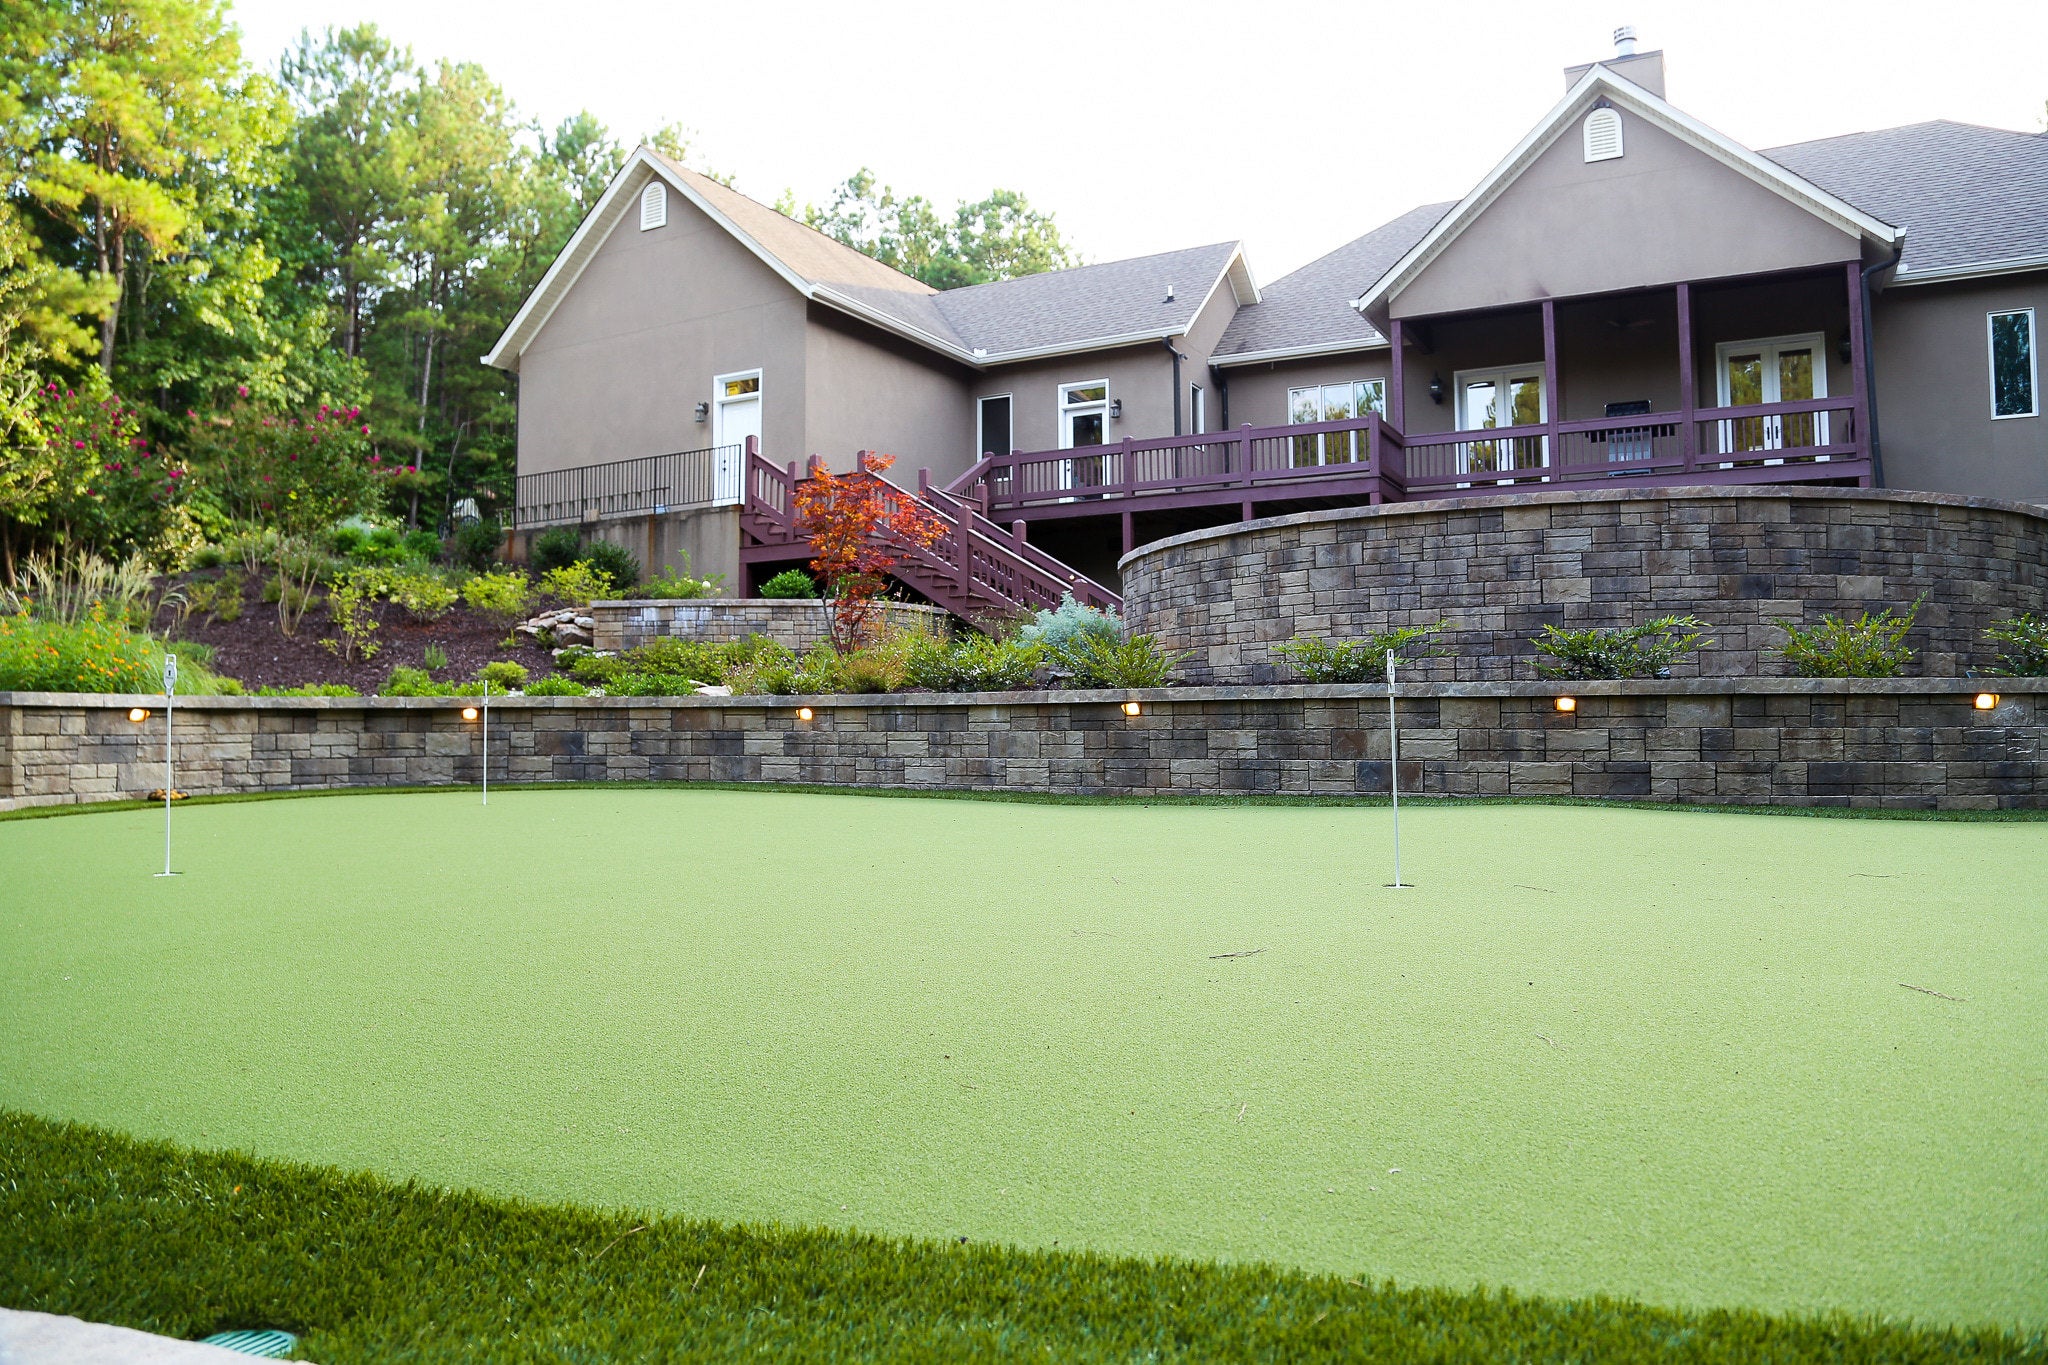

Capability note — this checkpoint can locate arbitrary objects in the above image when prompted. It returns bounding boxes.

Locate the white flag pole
[157,653,178,877]
[481,677,489,807]
[1386,648,1409,889]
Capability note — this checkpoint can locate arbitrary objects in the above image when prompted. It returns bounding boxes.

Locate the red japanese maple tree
[792,452,944,651]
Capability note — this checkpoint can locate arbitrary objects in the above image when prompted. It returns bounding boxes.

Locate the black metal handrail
[514,445,740,527]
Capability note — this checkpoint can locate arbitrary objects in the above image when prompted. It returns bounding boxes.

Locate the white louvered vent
[1583,108,1624,163]
[639,181,668,231]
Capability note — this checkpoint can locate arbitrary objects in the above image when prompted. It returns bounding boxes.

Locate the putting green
[2,789,2042,1331]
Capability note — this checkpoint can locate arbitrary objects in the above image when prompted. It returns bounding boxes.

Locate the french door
[1454,366,1547,476]
[1715,335,1828,457]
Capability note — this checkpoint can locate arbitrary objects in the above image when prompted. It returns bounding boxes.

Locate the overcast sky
[225,0,2048,281]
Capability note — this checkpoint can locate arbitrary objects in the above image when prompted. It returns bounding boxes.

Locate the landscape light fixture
[128,707,150,723]
[1974,692,1999,710]
[1120,700,1142,717]
[796,706,815,721]
[461,706,480,721]
[1554,695,1577,713]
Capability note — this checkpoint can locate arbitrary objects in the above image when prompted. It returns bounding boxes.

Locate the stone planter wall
[3,680,2040,813]
[591,599,951,653]
[1118,487,2048,684]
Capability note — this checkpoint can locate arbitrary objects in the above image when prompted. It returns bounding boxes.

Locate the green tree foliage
[801,169,1079,288]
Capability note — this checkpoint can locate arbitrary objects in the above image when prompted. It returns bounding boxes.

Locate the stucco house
[484,34,2047,612]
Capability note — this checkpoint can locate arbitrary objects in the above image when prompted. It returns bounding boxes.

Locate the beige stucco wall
[1391,108,1864,319]
[1875,272,2048,503]
[801,305,975,480]
[517,192,809,477]
[970,276,1244,456]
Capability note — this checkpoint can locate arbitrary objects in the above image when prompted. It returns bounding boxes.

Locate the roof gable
[1354,65,1902,322]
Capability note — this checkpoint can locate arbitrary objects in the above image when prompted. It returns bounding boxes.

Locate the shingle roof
[930,242,1244,357]
[1762,120,2048,278]
[1212,203,1454,362]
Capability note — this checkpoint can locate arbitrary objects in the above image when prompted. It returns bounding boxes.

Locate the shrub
[604,670,710,697]
[1984,613,2048,677]
[529,527,586,577]
[460,570,533,621]
[724,641,805,696]
[0,607,158,692]
[183,569,246,624]
[1777,598,1923,678]
[578,539,641,593]
[1057,634,1188,689]
[523,675,588,697]
[384,570,459,622]
[402,529,442,563]
[540,561,616,608]
[450,519,504,572]
[321,571,384,662]
[422,644,450,673]
[1019,594,1125,654]
[254,683,360,697]
[758,569,819,599]
[1274,624,1454,682]
[642,553,724,600]
[565,650,627,687]
[906,633,1042,692]
[475,661,530,692]
[380,665,455,697]
[1533,616,1713,681]
[188,544,228,570]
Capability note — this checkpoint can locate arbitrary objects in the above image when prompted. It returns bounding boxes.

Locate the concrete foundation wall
[3,680,2041,812]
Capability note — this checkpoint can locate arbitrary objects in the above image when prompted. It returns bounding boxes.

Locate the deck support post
[1845,259,1872,486]
[1677,282,1697,472]
[1540,298,1559,469]
[1388,318,1406,432]
[1121,511,1135,556]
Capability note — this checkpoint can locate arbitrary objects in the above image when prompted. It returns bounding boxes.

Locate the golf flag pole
[157,653,178,877]
[1387,648,1409,888]
[481,677,489,806]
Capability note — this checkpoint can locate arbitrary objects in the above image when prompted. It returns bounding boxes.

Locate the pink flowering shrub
[181,400,380,538]
[19,383,184,561]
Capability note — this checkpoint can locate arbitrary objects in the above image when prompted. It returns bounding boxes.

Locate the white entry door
[711,370,760,504]
[1057,379,1110,496]
[1715,334,1827,458]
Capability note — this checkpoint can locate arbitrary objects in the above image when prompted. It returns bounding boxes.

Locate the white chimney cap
[1613,24,1638,56]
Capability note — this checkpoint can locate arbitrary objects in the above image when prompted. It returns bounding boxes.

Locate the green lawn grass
[1,788,2043,1344]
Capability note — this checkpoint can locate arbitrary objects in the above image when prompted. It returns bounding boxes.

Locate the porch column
[1845,259,1872,484]
[1388,318,1405,431]
[1121,511,1135,556]
[1541,298,1559,463]
[1677,282,1697,471]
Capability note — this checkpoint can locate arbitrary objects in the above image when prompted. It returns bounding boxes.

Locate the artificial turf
[1,788,2042,1341]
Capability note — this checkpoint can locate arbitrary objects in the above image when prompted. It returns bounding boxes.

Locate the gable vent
[639,181,668,231]
[1582,108,1624,163]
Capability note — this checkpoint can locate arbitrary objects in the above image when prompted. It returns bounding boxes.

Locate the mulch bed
[162,570,565,694]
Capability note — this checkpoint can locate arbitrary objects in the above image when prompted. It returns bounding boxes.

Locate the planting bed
[1,787,2041,1343]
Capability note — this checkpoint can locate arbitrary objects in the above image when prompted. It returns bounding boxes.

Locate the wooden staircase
[741,446,1121,626]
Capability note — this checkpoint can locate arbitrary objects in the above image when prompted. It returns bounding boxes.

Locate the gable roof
[1352,63,1904,321]
[483,146,1258,372]
[1762,120,2048,284]
[1211,202,1453,366]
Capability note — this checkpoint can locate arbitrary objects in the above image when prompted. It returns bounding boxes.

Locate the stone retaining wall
[591,599,951,653]
[1119,487,2048,684]
[4,680,2040,812]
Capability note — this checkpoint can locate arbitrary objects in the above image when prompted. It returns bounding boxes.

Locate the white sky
[226,0,2048,281]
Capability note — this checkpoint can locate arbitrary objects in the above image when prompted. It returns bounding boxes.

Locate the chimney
[1563,25,1665,98]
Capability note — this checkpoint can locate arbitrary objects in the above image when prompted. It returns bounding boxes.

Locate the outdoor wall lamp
[1837,333,1854,365]
[796,706,815,721]
[1974,692,2000,710]
[1109,399,1123,420]
[461,706,480,721]
[128,707,150,723]
[1120,700,1142,717]
[1554,695,1577,713]
[1429,374,1445,405]
[693,401,709,422]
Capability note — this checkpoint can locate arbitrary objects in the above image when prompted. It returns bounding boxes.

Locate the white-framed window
[1286,379,1385,465]
[639,181,668,231]
[1190,384,1206,435]
[977,393,1013,458]
[1990,308,2038,419]
[1583,107,1624,163]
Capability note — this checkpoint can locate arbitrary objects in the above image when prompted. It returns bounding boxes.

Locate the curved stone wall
[1119,487,2048,683]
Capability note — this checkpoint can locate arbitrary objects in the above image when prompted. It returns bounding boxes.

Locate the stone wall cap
[1118,484,2048,571]
[5,677,2041,712]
